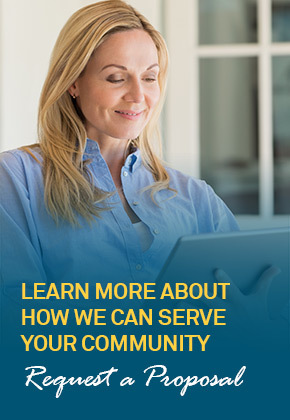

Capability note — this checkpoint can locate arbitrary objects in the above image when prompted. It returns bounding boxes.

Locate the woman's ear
[68,82,79,99]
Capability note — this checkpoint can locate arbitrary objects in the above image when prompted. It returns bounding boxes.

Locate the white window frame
[164,0,290,229]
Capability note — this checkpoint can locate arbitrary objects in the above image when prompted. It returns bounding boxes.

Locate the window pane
[200,57,259,214]
[273,56,290,214]
[198,0,257,45]
[272,0,290,42]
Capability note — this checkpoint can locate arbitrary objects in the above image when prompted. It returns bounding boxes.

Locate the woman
[0,0,241,299]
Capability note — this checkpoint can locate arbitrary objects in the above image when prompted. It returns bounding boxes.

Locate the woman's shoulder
[0,145,43,186]
[1,145,42,159]
[166,165,213,195]
[0,145,42,169]
[165,166,239,232]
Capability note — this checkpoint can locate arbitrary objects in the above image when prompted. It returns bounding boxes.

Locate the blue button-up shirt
[0,139,238,301]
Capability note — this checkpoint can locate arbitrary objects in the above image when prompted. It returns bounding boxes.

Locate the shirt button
[123,171,128,177]
[153,228,160,235]
[132,201,139,206]
[136,264,142,271]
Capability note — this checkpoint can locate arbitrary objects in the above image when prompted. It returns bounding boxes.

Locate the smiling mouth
[115,110,143,116]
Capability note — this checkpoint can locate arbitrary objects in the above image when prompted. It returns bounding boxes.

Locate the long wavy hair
[36,0,170,225]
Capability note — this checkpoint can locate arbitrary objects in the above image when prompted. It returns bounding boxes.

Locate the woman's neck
[98,138,128,188]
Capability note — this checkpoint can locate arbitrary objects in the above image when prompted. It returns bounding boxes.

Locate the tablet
[156,227,290,317]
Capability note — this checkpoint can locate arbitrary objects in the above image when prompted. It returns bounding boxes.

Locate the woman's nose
[123,79,144,103]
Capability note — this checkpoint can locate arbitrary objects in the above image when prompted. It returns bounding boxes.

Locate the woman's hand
[213,265,281,328]
[178,265,288,346]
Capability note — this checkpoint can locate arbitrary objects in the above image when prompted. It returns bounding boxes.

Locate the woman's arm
[0,151,47,298]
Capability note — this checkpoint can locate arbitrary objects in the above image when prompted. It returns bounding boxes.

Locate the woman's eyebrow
[100,63,159,71]
[147,63,159,70]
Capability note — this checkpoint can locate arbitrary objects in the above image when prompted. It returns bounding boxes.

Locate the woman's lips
[115,110,144,120]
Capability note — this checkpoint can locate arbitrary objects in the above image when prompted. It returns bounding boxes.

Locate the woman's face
[70,29,160,146]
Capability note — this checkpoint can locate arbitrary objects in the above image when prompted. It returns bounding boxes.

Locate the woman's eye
[107,78,124,84]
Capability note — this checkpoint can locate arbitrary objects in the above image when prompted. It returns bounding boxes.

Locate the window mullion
[164,0,198,177]
[258,0,274,218]
[192,0,200,178]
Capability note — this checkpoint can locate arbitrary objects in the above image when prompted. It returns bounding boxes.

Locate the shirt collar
[84,138,141,172]
[124,149,141,173]
[84,138,101,154]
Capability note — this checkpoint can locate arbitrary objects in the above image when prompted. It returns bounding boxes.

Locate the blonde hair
[37,0,170,225]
